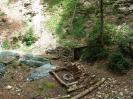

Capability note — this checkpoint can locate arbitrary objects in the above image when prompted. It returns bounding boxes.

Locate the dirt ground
[0,59,133,99]
[0,14,23,36]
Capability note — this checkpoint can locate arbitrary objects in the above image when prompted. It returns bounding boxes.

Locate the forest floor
[0,1,133,99]
[0,58,133,99]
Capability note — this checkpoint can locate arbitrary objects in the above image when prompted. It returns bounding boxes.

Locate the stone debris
[6,85,13,90]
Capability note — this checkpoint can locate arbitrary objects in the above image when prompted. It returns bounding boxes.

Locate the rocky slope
[0,0,57,53]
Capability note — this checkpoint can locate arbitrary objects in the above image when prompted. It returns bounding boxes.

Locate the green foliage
[44,0,86,41]
[38,81,55,92]
[69,16,86,37]
[103,0,115,5]
[110,24,133,57]
[0,11,5,16]
[22,27,38,46]
[89,21,113,45]
[11,36,21,48]
[1,40,10,49]
[43,0,133,74]
[81,39,108,61]
[8,25,38,49]
[108,51,131,74]
[4,0,11,5]
[89,21,132,46]
[77,17,132,64]
[60,39,78,48]
[113,24,130,45]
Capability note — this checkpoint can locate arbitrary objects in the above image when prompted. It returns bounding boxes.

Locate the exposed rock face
[112,0,133,27]
[20,60,48,68]
[46,47,74,62]
[19,54,55,81]
[19,54,50,67]
[23,54,50,62]
[0,51,20,64]
[113,0,133,14]
[0,51,54,80]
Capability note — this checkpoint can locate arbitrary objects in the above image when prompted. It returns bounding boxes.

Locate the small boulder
[0,51,20,64]
[19,60,46,68]
[20,54,50,67]
[23,54,50,62]
[5,85,13,90]
[27,63,55,81]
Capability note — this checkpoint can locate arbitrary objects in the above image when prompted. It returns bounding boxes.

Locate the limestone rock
[23,54,50,62]
[27,63,55,81]
[20,54,50,67]
[0,51,20,64]
[19,59,47,68]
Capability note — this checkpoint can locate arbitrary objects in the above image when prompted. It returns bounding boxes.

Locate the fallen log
[54,67,68,72]
[67,85,84,92]
[48,95,71,99]
[50,71,68,87]
[51,71,78,88]
[71,78,106,99]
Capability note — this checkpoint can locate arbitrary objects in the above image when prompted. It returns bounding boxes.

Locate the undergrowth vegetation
[81,20,133,73]
[43,0,88,46]
[81,39,108,61]
[21,27,38,46]
[0,0,132,74]
[1,39,10,49]
[42,0,133,74]
[38,81,55,92]
[108,51,131,74]
[1,24,38,50]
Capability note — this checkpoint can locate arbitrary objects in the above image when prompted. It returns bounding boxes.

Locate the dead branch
[54,67,68,72]
[67,81,78,86]
[51,71,78,88]
[50,71,68,87]
[67,85,84,92]
[71,78,106,99]
[48,95,71,99]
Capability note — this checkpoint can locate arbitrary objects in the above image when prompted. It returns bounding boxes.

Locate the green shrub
[69,16,86,37]
[1,40,10,49]
[60,39,78,48]
[38,81,55,92]
[81,39,108,61]
[108,51,131,74]
[89,21,113,45]
[45,0,87,40]
[22,27,38,46]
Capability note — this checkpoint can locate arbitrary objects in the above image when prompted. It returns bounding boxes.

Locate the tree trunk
[99,0,104,46]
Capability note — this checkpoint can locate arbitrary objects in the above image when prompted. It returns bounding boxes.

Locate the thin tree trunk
[100,0,104,45]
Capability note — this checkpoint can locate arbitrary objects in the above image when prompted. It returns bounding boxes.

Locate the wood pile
[50,62,106,99]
